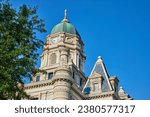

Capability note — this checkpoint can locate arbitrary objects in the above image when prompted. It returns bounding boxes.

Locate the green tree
[0,1,46,99]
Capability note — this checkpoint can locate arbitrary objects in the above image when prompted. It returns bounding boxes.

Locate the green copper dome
[51,10,80,37]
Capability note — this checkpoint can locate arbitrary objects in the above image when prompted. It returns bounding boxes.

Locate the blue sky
[10,0,150,100]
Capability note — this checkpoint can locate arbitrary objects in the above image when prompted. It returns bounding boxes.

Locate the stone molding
[25,77,72,90]
[85,91,115,100]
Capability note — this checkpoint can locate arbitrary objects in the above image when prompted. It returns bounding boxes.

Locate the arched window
[50,53,56,64]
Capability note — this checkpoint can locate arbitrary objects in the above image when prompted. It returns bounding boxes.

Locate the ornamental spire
[64,9,67,19]
[62,9,69,22]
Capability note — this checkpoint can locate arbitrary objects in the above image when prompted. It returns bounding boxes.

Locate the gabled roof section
[90,71,102,79]
[83,56,112,94]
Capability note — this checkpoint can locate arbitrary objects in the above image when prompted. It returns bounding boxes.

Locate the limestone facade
[25,10,132,100]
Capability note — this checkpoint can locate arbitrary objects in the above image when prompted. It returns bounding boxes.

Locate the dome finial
[64,9,67,19]
[62,9,69,22]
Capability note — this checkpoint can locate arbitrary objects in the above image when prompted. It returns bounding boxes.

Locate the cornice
[84,91,115,100]
[25,80,53,90]
[25,77,73,90]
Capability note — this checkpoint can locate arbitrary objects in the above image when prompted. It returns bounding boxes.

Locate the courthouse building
[25,10,132,100]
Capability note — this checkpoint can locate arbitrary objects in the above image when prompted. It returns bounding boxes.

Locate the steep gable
[83,56,112,94]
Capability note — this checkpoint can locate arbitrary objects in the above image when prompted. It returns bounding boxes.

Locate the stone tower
[25,10,132,100]
[25,10,86,100]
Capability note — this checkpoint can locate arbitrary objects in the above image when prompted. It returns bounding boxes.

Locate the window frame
[48,72,53,79]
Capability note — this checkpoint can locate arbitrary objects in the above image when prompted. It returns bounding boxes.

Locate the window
[50,53,56,64]
[80,78,82,87]
[48,72,53,79]
[79,58,81,69]
[79,57,83,70]
[72,72,75,79]
[84,87,91,95]
[75,76,80,86]
[94,83,99,92]
[36,76,40,82]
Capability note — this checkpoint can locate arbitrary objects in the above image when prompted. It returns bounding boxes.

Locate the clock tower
[26,10,87,99]
[41,9,85,72]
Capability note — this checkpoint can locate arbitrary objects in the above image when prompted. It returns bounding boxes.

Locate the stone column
[59,46,69,66]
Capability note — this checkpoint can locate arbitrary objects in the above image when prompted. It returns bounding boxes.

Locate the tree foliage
[0,1,46,99]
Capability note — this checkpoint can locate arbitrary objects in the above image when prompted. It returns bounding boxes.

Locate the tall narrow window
[94,83,99,92]
[72,72,75,79]
[79,58,81,69]
[80,78,82,87]
[36,76,40,82]
[50,53,56,64]
[48,72,53,79]
[79,57,83,70]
